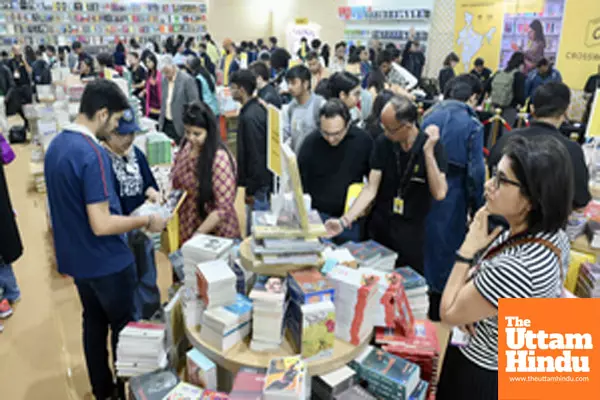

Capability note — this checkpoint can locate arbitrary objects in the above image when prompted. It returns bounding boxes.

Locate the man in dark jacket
[249,61,282,108]
[422,74,485,321]
[230,69,273,234]
[0,157,23,325]
[401,38,425,81]
[7,45,33,131]
[489,82,591,210]
[0,61,15,97]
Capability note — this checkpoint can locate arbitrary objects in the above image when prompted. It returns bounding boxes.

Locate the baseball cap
[116,108,140,135]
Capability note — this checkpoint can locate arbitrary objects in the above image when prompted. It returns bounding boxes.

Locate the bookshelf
[0,0,207,52]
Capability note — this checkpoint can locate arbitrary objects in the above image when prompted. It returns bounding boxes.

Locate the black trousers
[437,343,498,400]
[162,119,181,145]
[74,265,136,400]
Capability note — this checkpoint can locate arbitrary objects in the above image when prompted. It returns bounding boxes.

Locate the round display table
[185,323,371,377]
[239,237,324,277]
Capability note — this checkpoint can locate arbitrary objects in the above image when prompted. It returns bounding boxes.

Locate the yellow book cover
[566,250,597,292]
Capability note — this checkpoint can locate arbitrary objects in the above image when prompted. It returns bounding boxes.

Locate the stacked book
[262,356,307,400]
[349,346,421,400]
[196,259,238,309]
[377,320,440,398]
[326,265,380,345]
[229,367,267,400]
[182,234,234,294]
[200,294,253,351]
[251,237,324,266]
[395,267,429,321]
[186,348,217,391]
[249,275,288,351]
[566,212,587,241]
[312,366,356,400]
[322,247,358,269]
[129,369,180,400]
[341,240,398,271]
[115,322,167,377]
[287,268,336,361]
[368,269,414,334]
[576,262,600,298]
[251,210,327,239]
[231,258,255,295]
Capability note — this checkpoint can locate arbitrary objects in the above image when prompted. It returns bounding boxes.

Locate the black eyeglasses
[491,167,522,190]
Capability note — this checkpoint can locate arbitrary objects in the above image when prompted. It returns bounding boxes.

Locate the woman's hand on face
[459,206,503,259]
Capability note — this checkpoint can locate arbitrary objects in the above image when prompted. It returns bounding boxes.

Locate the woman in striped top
[436,135,573,399]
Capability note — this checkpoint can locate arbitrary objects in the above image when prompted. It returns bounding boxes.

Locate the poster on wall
[454,0,566,74]
[286,22,321,58]
[556,0,600,90]
[453,0,505,74]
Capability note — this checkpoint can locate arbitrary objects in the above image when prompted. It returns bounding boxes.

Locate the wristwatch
[455,252,475,266]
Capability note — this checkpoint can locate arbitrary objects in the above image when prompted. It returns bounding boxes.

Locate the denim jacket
[422,100,485,212]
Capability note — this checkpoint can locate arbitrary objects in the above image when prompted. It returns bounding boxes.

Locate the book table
[238,237,324,277]
[185,323,372,377]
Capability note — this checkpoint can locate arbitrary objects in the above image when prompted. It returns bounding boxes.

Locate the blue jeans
[0,263,20,302]
[246,187,271,236]
[74,264,136,400]
[318,211,361,244]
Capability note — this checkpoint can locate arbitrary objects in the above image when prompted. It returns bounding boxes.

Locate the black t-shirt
[298,125,373,217]
[370,131,448,223]
[583,74,600,123]
[7,57,30,87]
[131,65,147,96]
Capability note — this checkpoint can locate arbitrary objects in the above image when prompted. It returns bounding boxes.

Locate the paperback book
[288,267,335,304]
[128,369,179,400]
[229,367,267,400]
[196,259,237,308]
[263,356,307,400]
[312,365,356,400]
[287,300,336,361]
[186,348,217,390]
[164,382,204,400]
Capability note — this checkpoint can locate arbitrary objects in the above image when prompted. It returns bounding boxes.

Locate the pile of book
[368,269,414,334]
[115,322,167,377]
[262,356,307,400]
[231,258,255,295]
[196,259,237,309]
[326,265,380,345]
[186,348,217,391]
[576,262,600,298]
[249,275,288,351]
[182,234,234,293]
[200,294,253,351]
[229,367,267,399]
[566,211,587,241]
[287,268,336,361]
[349,345,422,400]
[312,365,356,400]
[341,240,398,271]
[251,236,325,266]
[377,320,440,398]
[395,267,429,321]
[251,209,327,240]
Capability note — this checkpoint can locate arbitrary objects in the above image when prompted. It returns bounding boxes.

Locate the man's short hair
[319,99,351,125]
[230,69,257,96]
[537,57,550,68]
[311,39,322,50]
[46,45,56,53]
[72,41,82,51]
[306,51,319,62]
[376,49,394,67]
[388,95,418,125]
[79,79,130,120]
[445,74,483,101]
[129,51,139,59]
[249,61,269,82]
[474,57,484,67]
[532,82,570,118]
[285,65,312,87]
[258,51,271,62]
[335,42,346,51]
[269,36,278,45]
[158,54,174,70]
[270,48,291,71]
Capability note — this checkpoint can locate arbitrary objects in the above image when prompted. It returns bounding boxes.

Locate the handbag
[0,133,15,164]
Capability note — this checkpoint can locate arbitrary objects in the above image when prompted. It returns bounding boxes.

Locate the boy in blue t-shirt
[44,79,167,400]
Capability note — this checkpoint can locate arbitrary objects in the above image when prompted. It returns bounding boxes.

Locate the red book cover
[229,368,266,400]
[349,274,379,345]
[375,320,438,352]
[201,390,230,400]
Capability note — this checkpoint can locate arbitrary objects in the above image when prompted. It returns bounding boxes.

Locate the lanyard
[394,136,423,198]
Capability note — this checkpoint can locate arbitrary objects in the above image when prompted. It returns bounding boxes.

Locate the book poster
[586,88,600,137]
[453,0,505,73]
[267,105,282,177]
[556,0,600,90]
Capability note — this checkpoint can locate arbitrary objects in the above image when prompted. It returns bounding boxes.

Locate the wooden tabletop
[185,323,371,377]
[239,237,325,277]
[571,234,600,256]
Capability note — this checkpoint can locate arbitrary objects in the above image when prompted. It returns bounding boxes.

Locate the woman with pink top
[142,53,162,120]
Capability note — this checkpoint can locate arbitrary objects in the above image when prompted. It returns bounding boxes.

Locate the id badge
[393,196,404,215]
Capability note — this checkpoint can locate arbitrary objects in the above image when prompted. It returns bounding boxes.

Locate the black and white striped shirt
[459,229,569,371]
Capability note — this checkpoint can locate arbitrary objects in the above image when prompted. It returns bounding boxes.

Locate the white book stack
[196,260,237,309]
[326,265,379,346]
[116,322,167,377]
[181,234,234,295]
[249,275,288,351]
[200,294,253,351]
[395,267,429,321]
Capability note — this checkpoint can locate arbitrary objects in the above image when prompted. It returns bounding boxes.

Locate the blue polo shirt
[44,125,134,279]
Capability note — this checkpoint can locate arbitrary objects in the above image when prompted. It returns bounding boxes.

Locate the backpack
[491,70,516,107]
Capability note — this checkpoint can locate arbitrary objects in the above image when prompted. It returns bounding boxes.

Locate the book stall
[123,136,437,400]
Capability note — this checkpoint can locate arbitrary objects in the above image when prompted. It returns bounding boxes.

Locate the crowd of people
[0,28,598,400]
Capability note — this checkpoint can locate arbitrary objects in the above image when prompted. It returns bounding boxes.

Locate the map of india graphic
[457,12,496,72]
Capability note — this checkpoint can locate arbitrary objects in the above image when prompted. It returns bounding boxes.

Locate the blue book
[409,380,429,400]
[225,293,253,316]
[359,347,421,399]
[394,267,427,290]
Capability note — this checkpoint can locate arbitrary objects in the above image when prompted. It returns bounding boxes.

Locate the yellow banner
[454,0,505,74]
[295,18,309,25]
[504,0,545,14]
[586,88,600,137]
[556,0,600,90]
[267,105,282,177]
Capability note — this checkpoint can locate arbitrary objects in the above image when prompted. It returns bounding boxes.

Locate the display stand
[184,323,371,377]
